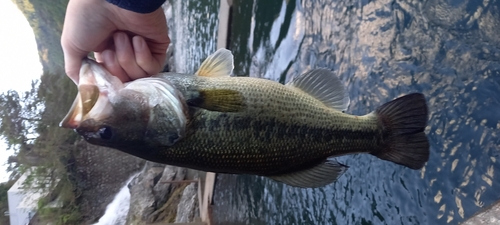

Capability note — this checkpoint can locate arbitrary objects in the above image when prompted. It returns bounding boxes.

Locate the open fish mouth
[60,60,121,129]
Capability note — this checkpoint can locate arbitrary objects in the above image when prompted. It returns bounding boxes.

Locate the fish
[60,49,430,188]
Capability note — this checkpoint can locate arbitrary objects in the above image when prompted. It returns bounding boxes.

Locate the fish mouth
[60,59,121,129]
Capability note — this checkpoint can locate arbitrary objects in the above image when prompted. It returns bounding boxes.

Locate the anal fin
[268,159,348,188]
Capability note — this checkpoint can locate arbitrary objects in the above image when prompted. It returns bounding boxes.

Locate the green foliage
[36,179,81,225]
[0,91,27,148]
[0,180,16,225]
[12,0,69,73]
[3,0,81,222]
[0,82,42,150]
[22,71,81,224]
[0,81,44,180]
[0,0,84,224]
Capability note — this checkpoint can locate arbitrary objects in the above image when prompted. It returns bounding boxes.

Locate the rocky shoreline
[74,140,203,224]
[126,162,201,224]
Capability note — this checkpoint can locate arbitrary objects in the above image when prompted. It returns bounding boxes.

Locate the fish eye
[98,126,113,140]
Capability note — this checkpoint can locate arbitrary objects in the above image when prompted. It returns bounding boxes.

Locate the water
[109,0,500,224]
[170,0,220,73]
[93,174,137,225]
[210,0,500,224]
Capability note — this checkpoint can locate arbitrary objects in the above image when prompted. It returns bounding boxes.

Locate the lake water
[170,0,500,224]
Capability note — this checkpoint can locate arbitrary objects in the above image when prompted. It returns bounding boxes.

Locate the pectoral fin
[268,159,348,188]
[188,89,245,112]
[196,48,234,77]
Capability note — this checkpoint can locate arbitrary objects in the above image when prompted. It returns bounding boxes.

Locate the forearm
[106,0,166,13]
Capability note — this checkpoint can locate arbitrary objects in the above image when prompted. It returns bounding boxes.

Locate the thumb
[62,39,88,84]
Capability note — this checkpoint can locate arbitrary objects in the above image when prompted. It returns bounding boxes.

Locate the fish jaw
[73,88,151,149]
[60,58,189,150]
[60,59,121,129]
[79,59,125,97]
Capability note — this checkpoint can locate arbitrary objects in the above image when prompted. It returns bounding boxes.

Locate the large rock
[126,162,165,225]
[126,162,190,225]
[175,181,200,223]
[153,166,187,207]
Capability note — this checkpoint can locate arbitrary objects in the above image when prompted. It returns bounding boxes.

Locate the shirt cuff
[106,0,166,13]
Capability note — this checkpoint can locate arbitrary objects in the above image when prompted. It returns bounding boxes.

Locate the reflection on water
[171,0,500,224]
[170,0,220,74]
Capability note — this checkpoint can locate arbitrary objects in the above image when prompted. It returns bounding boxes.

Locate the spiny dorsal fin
[195,48,234,77]
[268,159,348,188]
[286,69,350,112]
[188,89,245,112]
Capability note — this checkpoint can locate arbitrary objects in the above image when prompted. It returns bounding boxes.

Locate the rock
[126,162,165,225]
[147,182,189,223]
[153,166,187,208]
[462,201,500,225]
[125,162,193,225]
[175,181,199,223]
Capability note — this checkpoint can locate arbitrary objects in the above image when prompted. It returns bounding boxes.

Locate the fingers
[133,36,162,75]
[61,0,114,84]
[61,1,170,84]
[96,32,145,82]
[115,33,148,80]
[97,50,130,82]
[97,32,167,82]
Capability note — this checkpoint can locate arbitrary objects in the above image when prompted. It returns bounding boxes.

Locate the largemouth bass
[61,49,429,188]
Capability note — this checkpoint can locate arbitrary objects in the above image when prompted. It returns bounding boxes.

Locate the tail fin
[371,93,430,169]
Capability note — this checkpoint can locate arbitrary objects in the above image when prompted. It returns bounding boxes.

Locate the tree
[0,81,43,151]
[0,180,16,225]
[0,81,44,180]
[0,90,27,149]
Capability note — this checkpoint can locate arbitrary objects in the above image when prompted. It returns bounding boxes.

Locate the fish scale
[153,76,383,175]
[62,49,429,188]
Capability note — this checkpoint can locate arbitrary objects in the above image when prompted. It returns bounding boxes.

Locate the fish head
[60,59,188,151]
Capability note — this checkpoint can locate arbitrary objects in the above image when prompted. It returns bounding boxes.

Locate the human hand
[61,0,170,83]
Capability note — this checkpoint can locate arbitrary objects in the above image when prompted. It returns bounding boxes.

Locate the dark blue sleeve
[106,0,166,13]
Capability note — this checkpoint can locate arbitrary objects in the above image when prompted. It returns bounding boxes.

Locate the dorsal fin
[286,69,350,112]
[195,48,234,77]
